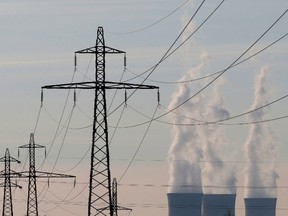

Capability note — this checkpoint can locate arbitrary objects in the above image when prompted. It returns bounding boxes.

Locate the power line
[118,105,159,182]
[148,8,288,123]
[109,93,288,128]
[107,0,192,35]
[125,32,288,84]
[122,0,224,84]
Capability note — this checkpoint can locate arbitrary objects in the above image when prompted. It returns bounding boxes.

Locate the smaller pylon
[111,178,132,216]
[18,133,76,216]
[0,148,22,216]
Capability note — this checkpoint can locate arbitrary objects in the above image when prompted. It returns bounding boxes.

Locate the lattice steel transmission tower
[111,178,131,216]
[0,148,22,216]
[18,133,76,216]
[42,26,159,216]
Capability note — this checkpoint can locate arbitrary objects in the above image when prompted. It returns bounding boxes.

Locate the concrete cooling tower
[202,194,236,216]
[244,198,277,216]
[167,193,202,216]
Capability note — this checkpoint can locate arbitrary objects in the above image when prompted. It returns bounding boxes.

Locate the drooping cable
[118,104,159,182]
[108,0,225,119]
[40,186,78,214]
[112,92,288,128]
[125,31,288,84]
[122,0,225,84]
[149,8,288,123]
[108,0,192,35]
[51,106,75,172]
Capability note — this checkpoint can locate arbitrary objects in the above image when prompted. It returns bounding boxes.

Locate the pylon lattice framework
[42,26,159,216]
[18,133,76,216]
[111,178,131,216]
[0,148,22,216]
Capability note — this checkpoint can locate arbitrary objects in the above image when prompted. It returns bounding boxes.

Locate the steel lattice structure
[42,26,159,216]
[18,133,76,216]
[0,149,21,216]
[111,178,131,216]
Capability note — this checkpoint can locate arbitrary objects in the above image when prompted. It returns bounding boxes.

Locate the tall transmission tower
[42,26,159,216]
[0,148,22,216]
[18,133,76,216]
[111,178,131,216]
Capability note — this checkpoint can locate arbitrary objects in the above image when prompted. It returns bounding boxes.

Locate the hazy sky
[0,0,287,215]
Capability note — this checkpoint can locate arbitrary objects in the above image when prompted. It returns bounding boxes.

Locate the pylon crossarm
[42,81,159,90]
[0,157,20,164]
[16,171,31,178]
[19,144,45,149]
[0,171,23,178]
[0,181,21,189]
[117,206,132,211]
[104,46,125,54]
[75,46,125,54]
[34,171,76,179]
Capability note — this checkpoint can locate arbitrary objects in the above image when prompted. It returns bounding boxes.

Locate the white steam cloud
[201,78,237,194]
[168,53,236,194]
[168,52,207,193]
[168,3,236,194]
[244,66,278,198]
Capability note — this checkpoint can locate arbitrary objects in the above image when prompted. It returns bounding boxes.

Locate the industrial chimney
[244,198,277,216]
[202,194,236,216]
[167,193,202,216]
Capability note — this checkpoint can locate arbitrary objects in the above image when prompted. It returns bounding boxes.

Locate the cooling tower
[167,193,202,216]
[244,198,277,216]
[202,194,236,216]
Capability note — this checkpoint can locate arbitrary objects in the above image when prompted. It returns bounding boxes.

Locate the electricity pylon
[42,26,159,216]
[111,178,131,216]
[0,148,22,216]
[18,133,76,216]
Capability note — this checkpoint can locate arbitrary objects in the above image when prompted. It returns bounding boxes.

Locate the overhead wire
[147,8,288,124]
[108,0,225,120]
[40,53,94,171]
[51,106,75,172]
[40,68,78,168]
[108,93,288,128]
[125,31,288,84]
[122,0,225,84]
[118,104,159,182]
[36,53,93,205]
[113,0,227,183]
[108,0,192,35]
[41,186,79,215]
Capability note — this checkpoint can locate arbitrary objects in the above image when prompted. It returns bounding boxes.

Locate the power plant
[244,198,277,216]
[167,54,279,216]
[202,194,236,216]
[167,193,202,216]
[167,193,277,216]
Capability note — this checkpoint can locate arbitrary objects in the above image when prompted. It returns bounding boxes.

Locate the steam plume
[168,3,237,194]
[168,52,207,193]
[201,78,237,194]
[244,66,278,198]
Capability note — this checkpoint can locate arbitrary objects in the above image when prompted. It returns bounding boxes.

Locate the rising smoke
[201,78,237,194]
[168,52,207,193]
[168,2,236,194]
[244,66,278,198]
[168,52,236,194]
